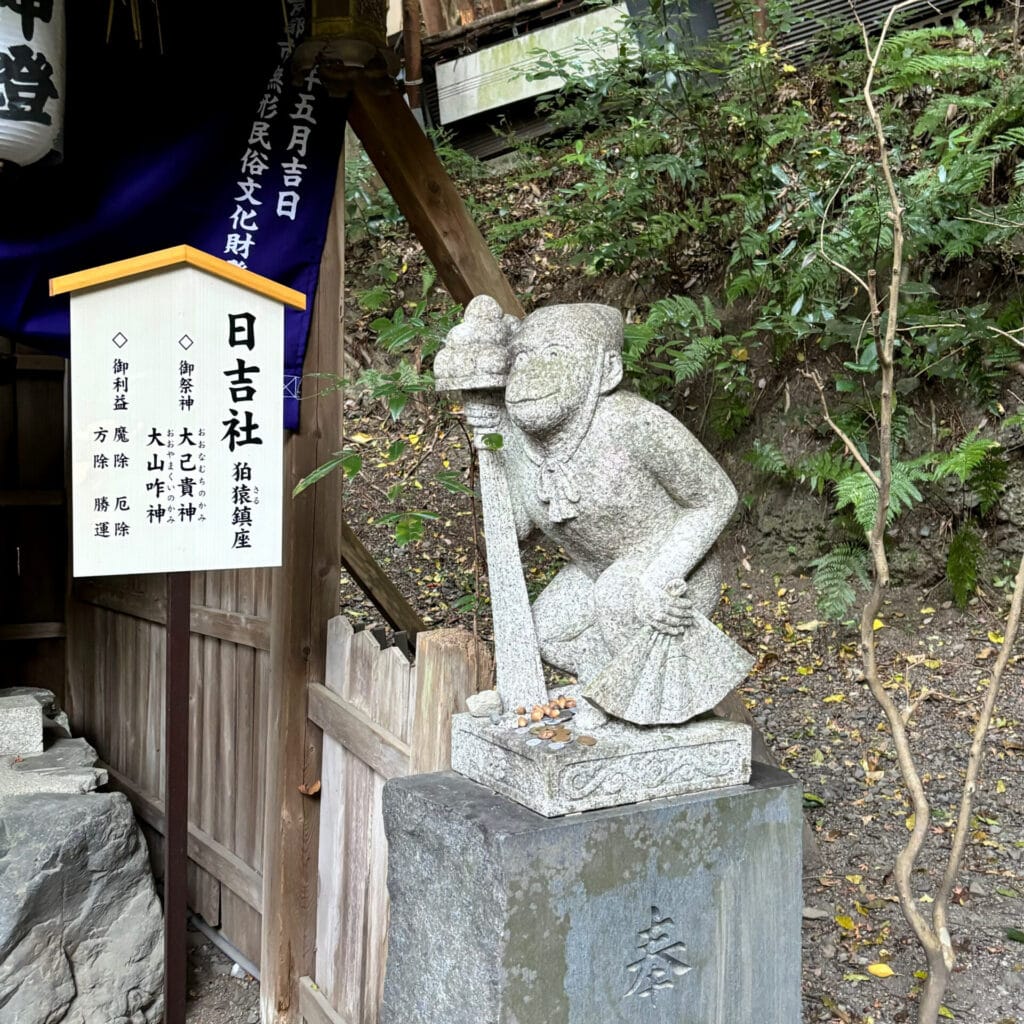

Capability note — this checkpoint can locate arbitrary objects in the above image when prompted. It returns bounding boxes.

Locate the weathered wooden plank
[234,570,258,868]
[261,155,344,1023]
[315,616,354,1007]
[330,627,381,1024]
[410,627,491,773]
[361,645,413,1024]
[74,579,271,649]
[348,83,523,317]
[0,621,65,639]
[340,521,426,637]
[298,977,354,1024]
[307,683,411,782]
[216,573,239,854]
[105,765,263,913]
[221,888,262,969]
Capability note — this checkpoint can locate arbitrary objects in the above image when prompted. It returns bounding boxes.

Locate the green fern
[811,544,870,619]
[746,440,789,479]
[834,462,928,536]
[967,452,1008,516]
[932,432,1000,484]
[947,523,982,608]
[794,449,851,495]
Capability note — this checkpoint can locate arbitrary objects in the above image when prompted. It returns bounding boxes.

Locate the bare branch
[988,324,1024,350]
[818,164,873,296]
[933,551,1024,967]
[800,368,881,488]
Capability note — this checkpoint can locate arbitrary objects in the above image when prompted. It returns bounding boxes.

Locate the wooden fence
[299,615,490,1024]
[68,569,273,964]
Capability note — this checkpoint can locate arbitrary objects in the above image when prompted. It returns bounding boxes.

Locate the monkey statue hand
[633,576,695,636]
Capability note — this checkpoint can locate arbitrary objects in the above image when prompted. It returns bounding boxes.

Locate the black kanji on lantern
[0,0,54,42]
[0,44,57,124]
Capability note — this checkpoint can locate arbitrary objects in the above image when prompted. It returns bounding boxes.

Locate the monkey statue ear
[601,351,624,393]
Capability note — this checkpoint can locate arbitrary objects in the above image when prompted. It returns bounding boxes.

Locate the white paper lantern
[0,0,64,167]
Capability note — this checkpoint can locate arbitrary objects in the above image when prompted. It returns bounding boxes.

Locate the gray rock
[0,791,164,1024]
[380,763,803,1024]
[0,694,43,755]
[435,297,753,733]
[1,686,72,738]
[3,737,108,797]
[466,689,503,717]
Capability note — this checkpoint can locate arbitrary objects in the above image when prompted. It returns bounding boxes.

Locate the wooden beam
[418,0,447,36]
[298,977,354,1024]
[340,521,426,637]
[74,579,271,650]
[348,83,523,318]
[260,156,345,1023]
[307,682,411,781]
[0,621,65,640]
[105,764,263,914]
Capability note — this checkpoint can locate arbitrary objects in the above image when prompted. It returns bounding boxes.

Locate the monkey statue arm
[619,393,737,628]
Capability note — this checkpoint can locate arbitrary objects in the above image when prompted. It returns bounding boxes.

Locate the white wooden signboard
[53,247,305,577]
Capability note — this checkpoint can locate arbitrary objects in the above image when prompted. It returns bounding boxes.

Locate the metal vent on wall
[711,0,965,55]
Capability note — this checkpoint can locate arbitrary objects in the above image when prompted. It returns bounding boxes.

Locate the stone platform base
[451,712,751,816]
[381,764,802,1024]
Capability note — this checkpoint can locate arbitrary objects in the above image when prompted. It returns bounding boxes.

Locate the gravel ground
[185,929,259,1024]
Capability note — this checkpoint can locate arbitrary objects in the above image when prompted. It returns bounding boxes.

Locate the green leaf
[435,470,475,496]
[291,450,361,497]
[803,792,826,806]
[389,392,409,420]
[385,440,407,462]
[1007,927,1024,943]
[482,432,504,451]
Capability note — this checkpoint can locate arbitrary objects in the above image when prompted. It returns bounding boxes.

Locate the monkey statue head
[504,304,624,439]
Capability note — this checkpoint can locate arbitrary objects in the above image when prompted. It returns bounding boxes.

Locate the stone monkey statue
[436,295,752,727]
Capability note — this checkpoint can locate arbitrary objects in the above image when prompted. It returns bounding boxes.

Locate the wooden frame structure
[42,73,520,1024]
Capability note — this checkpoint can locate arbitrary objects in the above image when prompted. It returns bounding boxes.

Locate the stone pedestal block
[0,695,43,755]
[452,712,751,816]
[381,763,802,1024]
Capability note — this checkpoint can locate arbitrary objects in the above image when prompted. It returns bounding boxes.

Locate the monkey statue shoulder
[435,295,753,728]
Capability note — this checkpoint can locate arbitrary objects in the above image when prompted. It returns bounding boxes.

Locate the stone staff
[433,296,548,714]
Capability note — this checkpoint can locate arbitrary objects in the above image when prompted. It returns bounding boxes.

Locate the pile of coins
[506,695,598,750]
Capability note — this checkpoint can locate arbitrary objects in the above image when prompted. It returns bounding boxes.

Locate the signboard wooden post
[51,246,305,1024]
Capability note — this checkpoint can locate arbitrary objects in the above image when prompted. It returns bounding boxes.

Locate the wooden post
[410,627,492,772]
[164,570,191,1024]
[401,0,424,114]
[260,155,345,1023]
[348,83,523,318]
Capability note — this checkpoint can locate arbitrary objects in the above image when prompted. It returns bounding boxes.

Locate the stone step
[0,695,43,756]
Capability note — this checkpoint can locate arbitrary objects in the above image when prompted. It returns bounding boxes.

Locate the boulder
[0,792,164,1023]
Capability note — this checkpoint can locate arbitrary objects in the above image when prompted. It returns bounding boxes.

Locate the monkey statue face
[504,323,599,437]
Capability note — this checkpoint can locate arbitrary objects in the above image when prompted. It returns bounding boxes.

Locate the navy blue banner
[0,1,345,429]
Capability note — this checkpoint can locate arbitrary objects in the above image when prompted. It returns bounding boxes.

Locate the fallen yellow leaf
[846,874,862,884]
[920,606,936,614]
[349,431,373,445]
[988,630,1005,644]
[997,779,1007,794]
[823,693,845,703]
[796,620,821,631]
[906,812,916,830]
[868,963,895,978]
[873,618,885,631]
[835,914,855,930]
[924,659,942,670]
